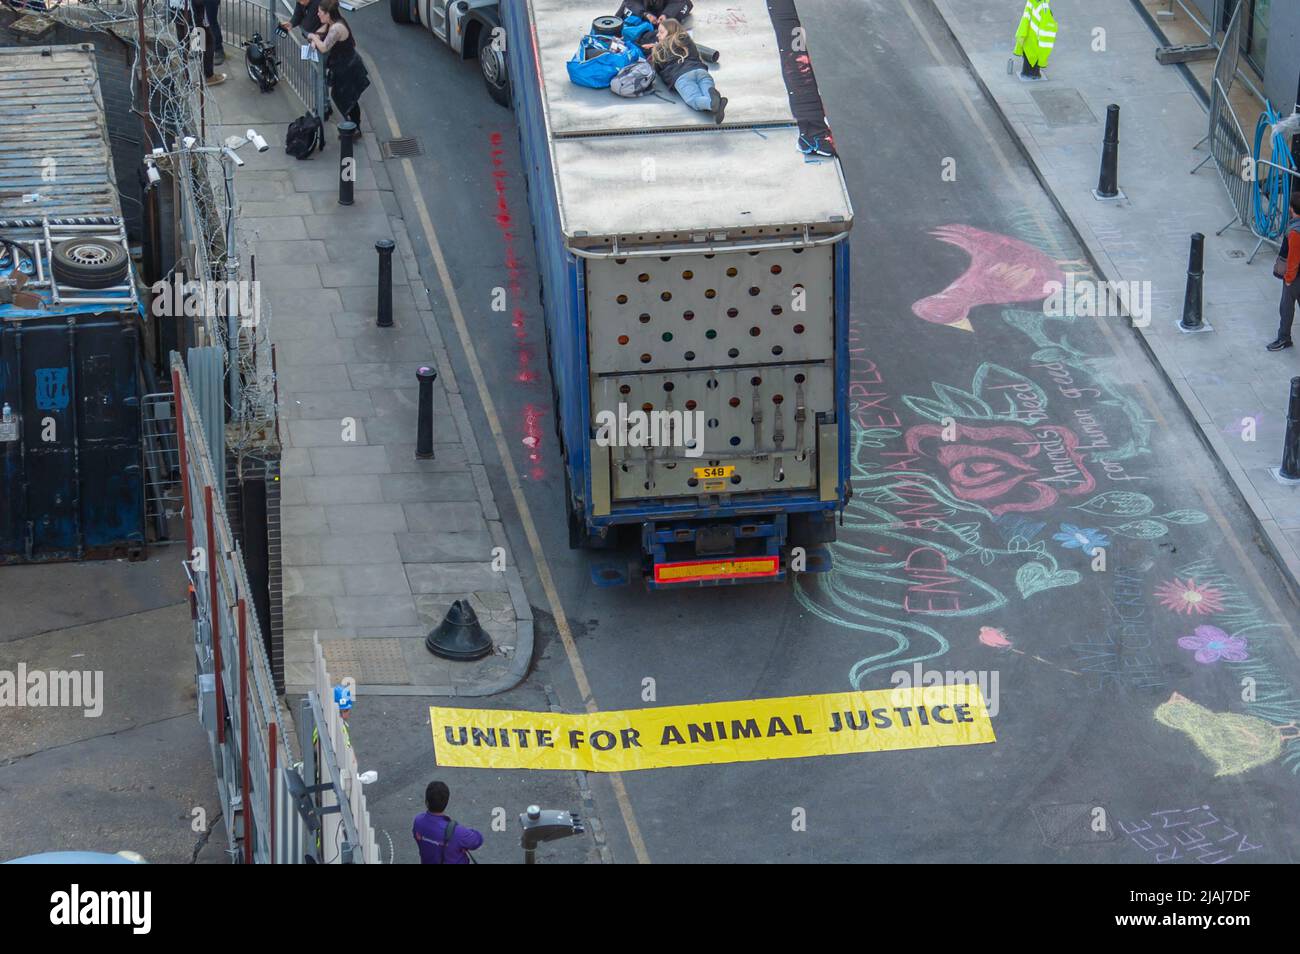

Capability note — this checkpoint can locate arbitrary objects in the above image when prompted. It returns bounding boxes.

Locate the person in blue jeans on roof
[413,781,483,864]
[643,18,726,123]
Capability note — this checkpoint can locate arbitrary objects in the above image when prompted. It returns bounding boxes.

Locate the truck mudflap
[584,513,832,589]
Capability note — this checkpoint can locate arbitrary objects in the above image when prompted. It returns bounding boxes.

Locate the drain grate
[382,137,424,159]
[321,637,411,685]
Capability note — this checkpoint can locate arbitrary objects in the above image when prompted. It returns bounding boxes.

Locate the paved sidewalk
[208,73,533,695]
[933,0,1300,595]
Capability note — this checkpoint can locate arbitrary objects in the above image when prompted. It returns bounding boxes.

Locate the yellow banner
[429,685,995,772]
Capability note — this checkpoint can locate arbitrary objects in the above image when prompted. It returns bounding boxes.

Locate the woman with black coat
[617,0,693,22]
[309,0,371,138]
[644,18,726,123]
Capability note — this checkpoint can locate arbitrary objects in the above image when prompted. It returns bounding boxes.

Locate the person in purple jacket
[413,781,483,864]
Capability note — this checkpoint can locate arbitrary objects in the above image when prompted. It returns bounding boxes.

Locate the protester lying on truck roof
[644,18,727,123]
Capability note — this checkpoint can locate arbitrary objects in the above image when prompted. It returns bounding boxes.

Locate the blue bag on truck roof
[566,34,642,89]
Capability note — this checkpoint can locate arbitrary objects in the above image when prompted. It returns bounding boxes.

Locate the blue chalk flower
[1052,523,1109,554]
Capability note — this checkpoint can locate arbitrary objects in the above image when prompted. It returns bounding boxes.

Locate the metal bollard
[1179,232,1207,331]
[1094,104,1121,200]
[339,121,357,206]
[1280,377,1300,481]
[416,365,437,460]
[376,239,395,328]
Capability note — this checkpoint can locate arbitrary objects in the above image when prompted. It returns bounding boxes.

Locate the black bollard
[1281,377,1300,480]
[1180,232,1206,331]
[416,365,436,460]
[1095,104,1120,199]
[376,239,395,328]
[338,121,357,207]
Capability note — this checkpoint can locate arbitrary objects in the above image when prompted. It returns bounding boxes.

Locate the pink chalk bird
[912,225,1066,332]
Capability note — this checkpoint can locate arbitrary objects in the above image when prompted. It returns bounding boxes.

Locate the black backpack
[286,113,324,160]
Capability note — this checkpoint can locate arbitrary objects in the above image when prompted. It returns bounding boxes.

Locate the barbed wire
[11,0,278,451]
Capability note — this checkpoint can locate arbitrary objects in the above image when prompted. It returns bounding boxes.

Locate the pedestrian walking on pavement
[413,781,484,864]
[203,0,226,66]
[1267,190,1300,352]
[310,0,371,139]
[1013,0,1056,81]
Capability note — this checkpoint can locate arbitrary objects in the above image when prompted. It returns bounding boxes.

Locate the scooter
[245,32,280,93]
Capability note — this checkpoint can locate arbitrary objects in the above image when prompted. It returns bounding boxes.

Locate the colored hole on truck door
[707,418,719,428]
[640,353,652,363]
[748,286,760,296]
[705,329,717,339]
[726,307,738,318]
[687,477,699,487]
[663,381,675,391]
[620,384,632,394]
[617,335,629,345]
[682,310,694,321]
[794,373,805,384]
[729,397,741,408]
[681,270,694,280]
[749,327,761,336]
[771,305,783,315]
[770,264,783,274]
[684,350,696,361]
[704,288,717,299]
[750,376,762,386]
[729,436,741,446]
[661,332,673,342]
[706,378,718,389]
[642,403,653,412]
[793,324,805,334]
[639,313,651,323]
[685,399,696,409]
[772,394,784,404]
[727,348,739,358]
[660,291,672,301]
[726,267,738,277]
[638,273,650,283]
[616,294,628,304]
[771,345,784,356]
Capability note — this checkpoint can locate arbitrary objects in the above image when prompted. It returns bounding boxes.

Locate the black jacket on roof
[649,34,706,89]
[616,0,694,22]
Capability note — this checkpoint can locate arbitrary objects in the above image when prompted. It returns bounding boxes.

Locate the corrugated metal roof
[0,44,122,222]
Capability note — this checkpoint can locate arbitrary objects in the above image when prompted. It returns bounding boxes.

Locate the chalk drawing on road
[1120,805,1263,864]
[1154,577,1226,616]
[978,626,1082,677]
[912,225,1065,332]
[1155,692,1299,777]
[1177,625,1249,665]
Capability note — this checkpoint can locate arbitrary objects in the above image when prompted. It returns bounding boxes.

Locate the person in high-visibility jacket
[1014,0,1056,79]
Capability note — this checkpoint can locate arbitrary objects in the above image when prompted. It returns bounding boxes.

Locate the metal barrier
[142,390,182,543]
[220,0,328,119]
[174,355,377,862]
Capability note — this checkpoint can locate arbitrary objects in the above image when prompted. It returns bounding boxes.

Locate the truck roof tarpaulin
[766,0,835,155]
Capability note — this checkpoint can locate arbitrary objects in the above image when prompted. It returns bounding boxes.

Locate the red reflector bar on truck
[653,556,780,584]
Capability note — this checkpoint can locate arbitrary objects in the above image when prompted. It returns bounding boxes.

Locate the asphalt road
[350,0,1300,862]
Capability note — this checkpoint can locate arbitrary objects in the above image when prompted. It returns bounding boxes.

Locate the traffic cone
[425,598,494,660]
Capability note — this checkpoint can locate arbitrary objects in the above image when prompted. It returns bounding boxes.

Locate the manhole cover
[321,637,410,685]
[382,137,424,159]
[1028,88,1098,127]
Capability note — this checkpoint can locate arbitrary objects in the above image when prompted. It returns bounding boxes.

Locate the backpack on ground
[610,59,655,97]
[286,113,324,160]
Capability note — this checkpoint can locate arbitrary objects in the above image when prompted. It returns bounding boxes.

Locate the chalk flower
[978,626,1012,648]
[1177,625,1248,664]
[1052,523,1109,554]
[1155,578,1225,616]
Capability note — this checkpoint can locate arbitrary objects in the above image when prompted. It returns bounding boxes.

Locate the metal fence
[174,355,378,862]
[220,0,328,119]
